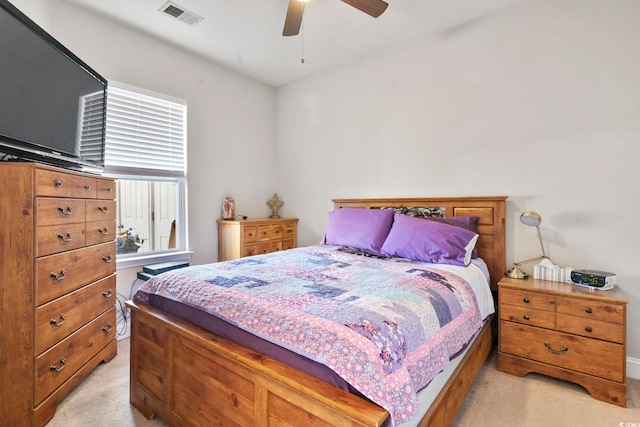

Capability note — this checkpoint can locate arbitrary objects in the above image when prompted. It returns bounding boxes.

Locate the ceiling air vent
[159,1,204,26]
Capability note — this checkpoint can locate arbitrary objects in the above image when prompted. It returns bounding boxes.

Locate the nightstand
[497,276,627,407]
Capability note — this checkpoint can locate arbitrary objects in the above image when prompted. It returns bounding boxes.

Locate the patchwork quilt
[133,245,483,426]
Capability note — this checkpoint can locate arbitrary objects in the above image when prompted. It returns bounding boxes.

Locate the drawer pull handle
[102,255,113,263]
[544,342,568,355]
[98,227,109,235]
[50,269,66,281]
[50,357,66,373]
[523,297,530,303]
[103,323,113,333]
[50,313,65,327]
[57,232,72,242]
[585,326,593,333]
[585,307,593,314]
[523,314,530,320]
[57,206,73,215]
[54,180,63,188]
[98,206,109,214]
[102,289,113,298]
[105,186,113,193]
[85,184,92,191]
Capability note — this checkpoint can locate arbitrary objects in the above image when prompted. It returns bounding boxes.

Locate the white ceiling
[62,0,532,87]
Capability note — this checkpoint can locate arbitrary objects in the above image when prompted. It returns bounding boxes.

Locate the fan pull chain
[301,25,305,64]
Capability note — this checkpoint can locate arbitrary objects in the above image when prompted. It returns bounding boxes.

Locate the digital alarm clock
[570,269,616,290]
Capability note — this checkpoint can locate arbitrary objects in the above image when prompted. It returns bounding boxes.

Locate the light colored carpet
[47,339,640,426]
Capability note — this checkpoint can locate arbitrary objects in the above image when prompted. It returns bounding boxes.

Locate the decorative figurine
[267,193,283,218]
[222,196,236,220]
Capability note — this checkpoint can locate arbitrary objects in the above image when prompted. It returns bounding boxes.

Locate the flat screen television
[0,0,107,173]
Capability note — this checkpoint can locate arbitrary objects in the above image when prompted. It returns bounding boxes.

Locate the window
[104,83,187,260]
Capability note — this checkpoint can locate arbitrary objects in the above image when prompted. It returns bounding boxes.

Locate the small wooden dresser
[0,162,118,426]
[498,276,627,406]
[217,217,298,261]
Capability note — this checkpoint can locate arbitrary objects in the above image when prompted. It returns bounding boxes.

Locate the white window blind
[77,90,106,164]
[104,84,186,177]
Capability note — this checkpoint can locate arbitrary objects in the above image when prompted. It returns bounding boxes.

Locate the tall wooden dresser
[0,162,118,426]
[217,218,298,261]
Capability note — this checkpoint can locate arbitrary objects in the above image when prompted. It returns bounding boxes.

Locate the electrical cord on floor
[115,277,147,338]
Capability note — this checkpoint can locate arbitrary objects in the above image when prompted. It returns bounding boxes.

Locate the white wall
[275,0,640,364]
[10,0,278,333]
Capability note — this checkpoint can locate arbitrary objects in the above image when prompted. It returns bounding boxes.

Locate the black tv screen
[0,0,107,172]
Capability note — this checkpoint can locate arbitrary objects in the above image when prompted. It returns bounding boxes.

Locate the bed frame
[127,196,506,426]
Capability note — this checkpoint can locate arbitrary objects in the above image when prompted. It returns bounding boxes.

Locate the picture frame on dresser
[0,162,118,426]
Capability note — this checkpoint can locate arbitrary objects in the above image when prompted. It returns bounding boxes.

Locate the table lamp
[506,211,549,279]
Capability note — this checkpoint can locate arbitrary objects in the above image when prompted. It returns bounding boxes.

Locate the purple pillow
[380,212,479,266]
[322,208,394,254]
[424,216,479,258]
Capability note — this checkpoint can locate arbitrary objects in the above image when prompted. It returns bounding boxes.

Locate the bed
[127,196,506,427]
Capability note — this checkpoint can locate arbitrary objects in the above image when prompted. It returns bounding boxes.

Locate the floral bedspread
[133,245,482,426]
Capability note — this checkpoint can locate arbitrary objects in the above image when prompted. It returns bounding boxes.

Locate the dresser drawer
[256,225,270,242]
[555,296,624,324]
[36,169,97,198]
[36,243,116,305]
[95,178,116,199]
[283,222,296,238]
[35,274,116,355]
[500,304,555,329]
[85,199,117,222]
[243,226,257,243]
[242,244,257,257]
[270,224,284,240]
[282,239,295,251]
[36,198,86,226]
[556,313,624,343]
[270,241,283,253]
[35,307,116,405]
[500,288,555,311]
[85,220,116,246]
[500,321,624,382]
[37,223,86,257]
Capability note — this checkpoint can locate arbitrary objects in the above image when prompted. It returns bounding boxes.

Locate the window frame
[102,81,190,267]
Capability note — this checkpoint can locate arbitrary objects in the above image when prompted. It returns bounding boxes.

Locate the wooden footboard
[127,300,493,427]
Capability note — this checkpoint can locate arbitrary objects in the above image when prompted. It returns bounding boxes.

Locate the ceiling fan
[283,0,389,36]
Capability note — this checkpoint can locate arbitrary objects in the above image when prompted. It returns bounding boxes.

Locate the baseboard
[627,357,640,380]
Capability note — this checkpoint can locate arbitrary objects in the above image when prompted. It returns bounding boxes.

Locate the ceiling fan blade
[283,0,305,36]
[340,0,388,18]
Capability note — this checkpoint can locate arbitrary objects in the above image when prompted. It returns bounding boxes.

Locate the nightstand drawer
[500,288,555,311]
[500,321,624,382]
[243,226,257,243]
[555,296,624,324]
[556,313,624,343]
[500,304,555,328]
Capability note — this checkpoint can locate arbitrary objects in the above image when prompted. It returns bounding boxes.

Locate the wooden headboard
[332,196,507,291]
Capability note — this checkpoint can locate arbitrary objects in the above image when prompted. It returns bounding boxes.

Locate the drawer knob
[106,186,113,193]
[50,269,66,281]
[57,232,73,242]
[50,357,66,373]
[50,313,65,327]
[523,297,530,303]
[57,206,73,216]
[98,227,109,235]
[102,255,113,263]
[98,206,109,214]
[585,326,593,333]
[544,342,568,355]
[585,307,593,314]
[54,180,63,188]
[523,314,530,320]
[85,184,92,191]
[102,322,113,333]
[102,289,113,298]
